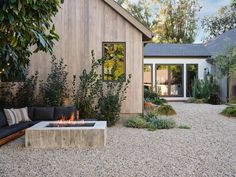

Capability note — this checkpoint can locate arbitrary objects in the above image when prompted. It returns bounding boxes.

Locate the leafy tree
[154,0,200,43]
[214,46,236,80]
[120,0,200,43]
[126,0,158,29]
[202,0,236,40]
[0,0,63,79]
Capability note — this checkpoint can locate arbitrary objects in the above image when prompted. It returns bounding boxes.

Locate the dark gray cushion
[33,107,55,121]
[27,107,34,120]
[0,111,8,128]
[0,122,31,139]
[54,106,76,120]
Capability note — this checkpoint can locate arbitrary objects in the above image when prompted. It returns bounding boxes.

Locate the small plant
[208,94,221,105]
[221,107,236,117]
[144,87,166,105]
[186,97,207,104]
[125,117,149,128]
[40,56,69,106]
[191,76,220,104]
[178,125,191,129]
[147,116,176,130]
[154,104,176,116]
[14,72,39,107]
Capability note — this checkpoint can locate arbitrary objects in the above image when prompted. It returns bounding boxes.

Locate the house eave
[104,0,153,40]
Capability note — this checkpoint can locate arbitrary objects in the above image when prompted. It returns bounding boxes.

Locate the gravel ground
[0,103,236,177]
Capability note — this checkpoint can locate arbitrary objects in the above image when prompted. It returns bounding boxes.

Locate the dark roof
[205,28,236,57]
[144,43,211,57]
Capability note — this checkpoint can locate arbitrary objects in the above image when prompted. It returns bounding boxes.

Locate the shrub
[178,125,191,129]
[221,107,236,117]
[147,116,176,129]
[125,117,149,128]
[154,104,176,116]
[97,74,131,126]
[73,51,103,118]
[186,97,207,104]
[14,72,39,107]
[208,94,221,105]
[144,87,166,105]
[192,76,219,101]
[40,56,69,106]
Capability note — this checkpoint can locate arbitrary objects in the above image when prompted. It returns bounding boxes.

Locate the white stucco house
[143,28,236,102]
[143,43,213,101]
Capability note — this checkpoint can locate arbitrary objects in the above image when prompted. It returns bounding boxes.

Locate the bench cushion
[0,112,8,128]
[0,122,31,139]
[33,107,55,121]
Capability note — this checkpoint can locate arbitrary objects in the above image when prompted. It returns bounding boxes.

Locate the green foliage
[97,74,132,126]
[0,0,63,79]
[126,113,176,131]
[40,56,69,106]
[186,97,207,104]
[202,1,236,40]
[208,94,222,105]
[147,117,176,130]
[153,0,200,43]
[214,46,236,79]
[14,71,39,107]
[74,51,103,118]
[144,87,166,105]
[192,76,219,100]
[119,0,200,43]
[0,82,15,109]
[178,125,191,129]
[221,106,236,117]
[73,51,132,126]
[154,104,176,116]
[125,117,149,128]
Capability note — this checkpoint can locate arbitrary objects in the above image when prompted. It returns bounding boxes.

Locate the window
[102,43,125,81]
[186,64,198,97]
[156,64,183,97]
[144,64,152,90]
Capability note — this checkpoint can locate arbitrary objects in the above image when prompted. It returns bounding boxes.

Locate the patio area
[0,102,236,177]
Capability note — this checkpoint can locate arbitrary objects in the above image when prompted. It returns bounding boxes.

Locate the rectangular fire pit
[25,121,107,148]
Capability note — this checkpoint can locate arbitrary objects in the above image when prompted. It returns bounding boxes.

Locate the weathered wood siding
[29,0,143,114]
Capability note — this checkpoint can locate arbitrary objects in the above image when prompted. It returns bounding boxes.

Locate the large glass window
[156,65,169,96]
[103,43,125,81]
[156,64,183,97]
[186,64,198,97]
[144,64,152,90]
[170,65,183,96]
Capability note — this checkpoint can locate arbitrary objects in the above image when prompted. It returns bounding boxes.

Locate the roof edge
[104,0,153,40]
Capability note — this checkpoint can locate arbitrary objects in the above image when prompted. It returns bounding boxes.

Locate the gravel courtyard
[0,103,236,177]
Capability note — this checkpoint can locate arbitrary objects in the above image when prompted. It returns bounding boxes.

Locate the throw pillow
[4,107,31,126]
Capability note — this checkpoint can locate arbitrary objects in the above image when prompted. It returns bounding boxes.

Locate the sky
[129,0,232,43]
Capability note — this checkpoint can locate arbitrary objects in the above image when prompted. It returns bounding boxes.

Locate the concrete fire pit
[25,121,107,148]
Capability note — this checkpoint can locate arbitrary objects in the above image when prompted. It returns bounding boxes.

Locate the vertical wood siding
[29,0,143,114]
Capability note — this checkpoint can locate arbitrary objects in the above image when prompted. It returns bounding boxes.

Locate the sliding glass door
[144,64,152,90]
[186,64,198,97]
[156,64,183,97]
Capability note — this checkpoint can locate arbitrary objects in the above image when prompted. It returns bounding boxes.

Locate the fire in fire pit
[48,112,95,127]
[46,122,95,128]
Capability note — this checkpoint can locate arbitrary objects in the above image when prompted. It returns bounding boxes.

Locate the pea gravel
[0,103,236,177]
